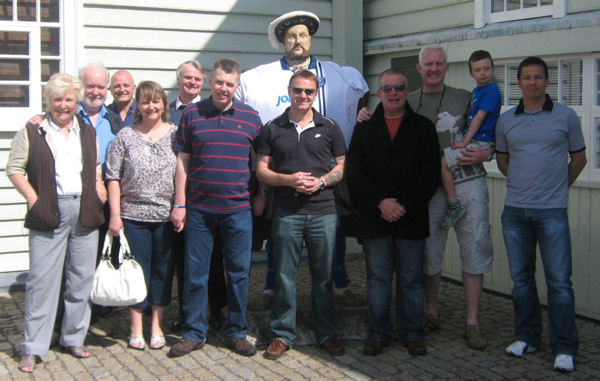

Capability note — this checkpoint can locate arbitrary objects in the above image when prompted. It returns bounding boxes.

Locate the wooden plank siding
[81,0,334,102]
[363,0,600,319]
[0,0,342,287]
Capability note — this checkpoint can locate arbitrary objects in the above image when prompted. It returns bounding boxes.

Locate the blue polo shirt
[495,95,585,208]
[77,103,115,165]
[108,102,136,127]
[174,97,262,214]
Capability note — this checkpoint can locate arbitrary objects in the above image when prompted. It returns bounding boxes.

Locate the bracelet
[257,189,268,197]
[96,179,104,184]
[173,204,186,209]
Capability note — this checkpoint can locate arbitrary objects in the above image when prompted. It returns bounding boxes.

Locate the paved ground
[1,253,599,380]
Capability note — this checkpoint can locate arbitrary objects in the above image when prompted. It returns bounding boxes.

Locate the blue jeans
[265,219,350,290]
[182,209,252,343]
[122,219,175,311]
[363,237,424,344]
[270,209,338,347]
[501,206,579,357]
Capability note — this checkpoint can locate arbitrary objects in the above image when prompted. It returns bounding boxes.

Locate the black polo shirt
[255,108,346,214]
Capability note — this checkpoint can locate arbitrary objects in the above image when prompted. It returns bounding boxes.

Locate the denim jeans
[501,206,579,357]
[265,220,350,290]
[363,236,424,344]
[270,209,338,347]
[182,209,252,343]
[122,219,175,311]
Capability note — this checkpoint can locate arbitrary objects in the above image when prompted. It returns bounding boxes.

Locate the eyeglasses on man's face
[291,87,317,96]
[379,84,406,93]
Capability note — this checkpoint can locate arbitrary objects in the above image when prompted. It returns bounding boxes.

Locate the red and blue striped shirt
[174,98,262,214]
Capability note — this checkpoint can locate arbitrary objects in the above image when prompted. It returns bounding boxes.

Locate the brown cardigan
[24,116,105,230]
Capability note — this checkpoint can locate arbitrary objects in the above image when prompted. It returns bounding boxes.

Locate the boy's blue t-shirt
[468,82,502,143]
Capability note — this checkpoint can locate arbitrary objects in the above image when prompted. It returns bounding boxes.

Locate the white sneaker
[505,340,537,357]
[554,354,574,372]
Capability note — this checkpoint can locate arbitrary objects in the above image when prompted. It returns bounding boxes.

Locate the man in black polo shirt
[256,70,346,360]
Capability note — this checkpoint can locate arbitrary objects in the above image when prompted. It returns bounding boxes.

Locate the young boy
[439,50,502,230]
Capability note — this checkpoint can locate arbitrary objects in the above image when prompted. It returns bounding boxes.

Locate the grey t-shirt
[495,100,585,208]
[408,85,486,184]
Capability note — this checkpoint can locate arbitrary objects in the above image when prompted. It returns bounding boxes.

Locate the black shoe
[362,340,387,356]
[168,338,205,358]
[407,340,427,356]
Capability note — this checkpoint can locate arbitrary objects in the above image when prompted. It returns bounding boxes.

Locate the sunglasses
[291,87,317,96]
[380,84,406,93]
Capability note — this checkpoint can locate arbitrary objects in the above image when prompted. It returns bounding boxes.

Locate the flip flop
[129,336,146,350]
[150,335,166,350]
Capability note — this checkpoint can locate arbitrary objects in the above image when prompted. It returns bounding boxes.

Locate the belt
[58,194,81,199]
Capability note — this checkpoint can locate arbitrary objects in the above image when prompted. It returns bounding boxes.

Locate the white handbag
[90,230,147,306]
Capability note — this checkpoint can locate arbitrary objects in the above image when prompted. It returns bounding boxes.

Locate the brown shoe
[319,336,345,356]
[263,338,288,360]
[407,340,427,356]
[224,338,257,356]
[168,338,205,358]
[362,340,388,356]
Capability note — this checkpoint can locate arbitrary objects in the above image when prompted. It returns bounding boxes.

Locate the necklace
[416,85,446,123]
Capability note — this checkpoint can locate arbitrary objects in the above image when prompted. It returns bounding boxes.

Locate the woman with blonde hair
[106,81,177,350]
[7,73,106,373]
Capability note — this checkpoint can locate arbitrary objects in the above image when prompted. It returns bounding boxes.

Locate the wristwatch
[319,178,325,191]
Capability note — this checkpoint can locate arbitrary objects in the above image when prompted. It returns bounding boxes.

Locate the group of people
[6,9,585,375]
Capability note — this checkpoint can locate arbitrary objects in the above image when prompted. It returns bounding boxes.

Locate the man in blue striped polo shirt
[169,58,262,358]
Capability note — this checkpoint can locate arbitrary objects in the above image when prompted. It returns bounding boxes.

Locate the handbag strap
[101,233,113,260]
[118,229,133,262]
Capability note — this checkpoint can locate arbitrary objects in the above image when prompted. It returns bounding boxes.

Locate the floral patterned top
[106,124,177,222]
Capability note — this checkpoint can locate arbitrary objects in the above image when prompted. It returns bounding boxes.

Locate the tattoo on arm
[325,170,342,186]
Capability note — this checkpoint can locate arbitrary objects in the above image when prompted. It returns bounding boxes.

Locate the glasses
[291,87,317,96]
[379,84,406,93]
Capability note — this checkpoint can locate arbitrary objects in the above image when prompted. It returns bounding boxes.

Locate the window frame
[0,0,80,131]
[474,0,567,28]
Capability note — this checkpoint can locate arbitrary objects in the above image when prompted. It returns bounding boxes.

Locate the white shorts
[424,176,493,276]
[444,140,494,169]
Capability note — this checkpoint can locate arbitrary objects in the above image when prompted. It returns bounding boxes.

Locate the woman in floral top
[106,81,176,351]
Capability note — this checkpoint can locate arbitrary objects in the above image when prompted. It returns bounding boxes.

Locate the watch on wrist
[319,178,325,190]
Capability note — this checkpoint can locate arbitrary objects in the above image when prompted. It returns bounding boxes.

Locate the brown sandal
[18,354,37,373]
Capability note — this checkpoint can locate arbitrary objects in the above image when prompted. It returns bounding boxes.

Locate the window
[494,59,582,107]
[474,0,566,28]
[0,0,63,129]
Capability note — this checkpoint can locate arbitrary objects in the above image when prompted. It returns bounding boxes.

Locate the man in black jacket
[347,68,440,357]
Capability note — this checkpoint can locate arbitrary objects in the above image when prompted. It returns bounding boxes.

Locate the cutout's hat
[268,11,320,50]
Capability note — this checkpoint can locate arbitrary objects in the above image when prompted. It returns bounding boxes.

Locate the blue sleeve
[478,84,501,112]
